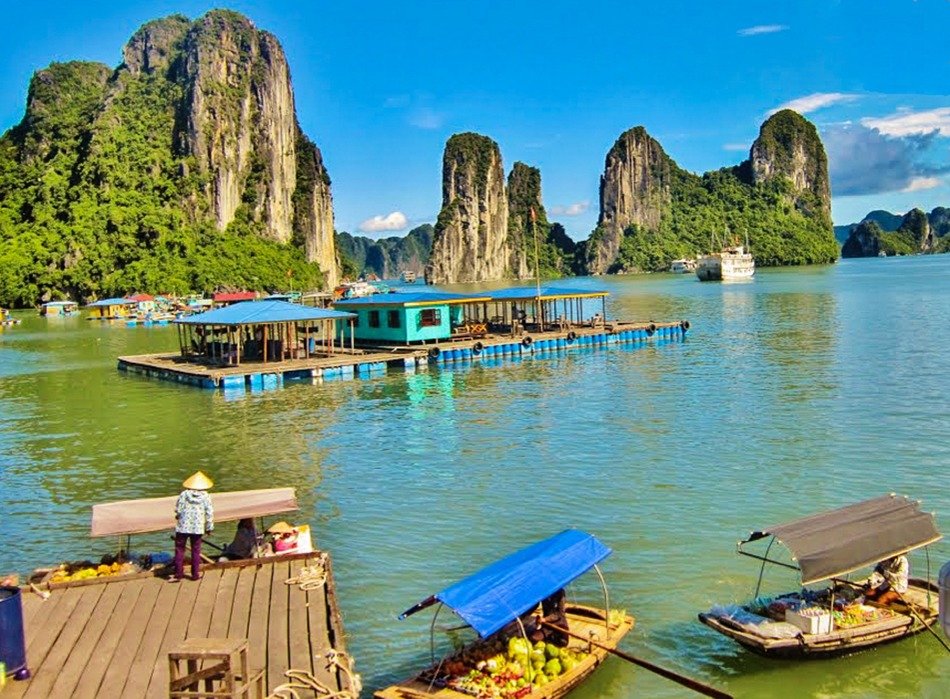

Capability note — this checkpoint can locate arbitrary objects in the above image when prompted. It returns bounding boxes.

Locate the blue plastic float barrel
[0,587,29,679]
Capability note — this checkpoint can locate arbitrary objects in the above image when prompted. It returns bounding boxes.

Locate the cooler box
[785,607,832,635]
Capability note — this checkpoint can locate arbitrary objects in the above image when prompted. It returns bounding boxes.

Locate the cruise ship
[695,243,755,282]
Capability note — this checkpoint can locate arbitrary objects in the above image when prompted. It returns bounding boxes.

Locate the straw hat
[182,471,214,491]
[267,521,295,535]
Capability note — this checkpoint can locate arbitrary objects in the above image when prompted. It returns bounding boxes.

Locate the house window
[388,310,401,328]
[419,308,441,327]
[369,310,380,328]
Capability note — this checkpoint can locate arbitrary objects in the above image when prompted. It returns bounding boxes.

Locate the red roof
[213,291,258,303]
[126,294,154,302]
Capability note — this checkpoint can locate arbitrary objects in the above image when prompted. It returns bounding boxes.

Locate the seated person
[267,521,299,554]
[539,589,570,646]
[218,518,259,561]
[863,554,909,605]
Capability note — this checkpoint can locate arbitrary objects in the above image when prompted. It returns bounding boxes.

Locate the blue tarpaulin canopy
[176,299,354,326]
[400,529,612,638]
[484,287,609,301]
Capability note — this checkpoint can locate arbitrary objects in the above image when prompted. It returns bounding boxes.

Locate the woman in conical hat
[172,471,215,581]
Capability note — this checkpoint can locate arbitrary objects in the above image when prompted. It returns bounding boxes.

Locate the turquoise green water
[1,257,948,698]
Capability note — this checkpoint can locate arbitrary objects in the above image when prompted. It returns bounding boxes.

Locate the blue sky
[2,1,948,239]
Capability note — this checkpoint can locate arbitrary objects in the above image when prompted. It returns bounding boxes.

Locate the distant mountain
[336,225,433,280]
[834,210,905,242]
[841,207,945,257]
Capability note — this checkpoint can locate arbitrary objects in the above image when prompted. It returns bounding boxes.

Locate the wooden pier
[5,552,355,698]
[118,321,690,392]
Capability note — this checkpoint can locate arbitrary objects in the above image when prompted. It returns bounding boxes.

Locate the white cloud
[358,211,408,233]
[861,107,950,137]
[902,176,942,192]
[737,24,788,37]
[722,143,748,152]
[408,107,444,130]
[770,92,859,115]
[550,201,589,216]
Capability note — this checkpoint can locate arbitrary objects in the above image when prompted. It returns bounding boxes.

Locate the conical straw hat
[267,521,295,534]
[182,470,214,490]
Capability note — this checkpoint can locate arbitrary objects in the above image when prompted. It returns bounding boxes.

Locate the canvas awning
[90,487,298,537]
[740,494,942,585]
[400,529,612,638]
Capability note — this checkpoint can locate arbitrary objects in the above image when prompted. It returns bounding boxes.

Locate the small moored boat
[401,270,418,283]
[669,259,696,274]
[375,529,634,699]
[699,494,942,659]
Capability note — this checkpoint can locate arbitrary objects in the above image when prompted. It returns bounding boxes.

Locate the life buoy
[680,320,691,331]
[428,347,441,359]
[567,331,577,342]
[522,336,533,347]
[473,341,484,354]
[647,323,657,335]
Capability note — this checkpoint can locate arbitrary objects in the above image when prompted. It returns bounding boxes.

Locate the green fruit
[545,643,560,660]
[530,649,545,665]
[533,673,549,687]
[544,659,562,677]
[561,655,576,673]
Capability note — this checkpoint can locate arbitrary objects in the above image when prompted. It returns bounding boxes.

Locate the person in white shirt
[864,554,909,605]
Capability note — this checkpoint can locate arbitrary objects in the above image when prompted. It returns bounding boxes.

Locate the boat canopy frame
[736,493,942,589]
[398,529,614,663]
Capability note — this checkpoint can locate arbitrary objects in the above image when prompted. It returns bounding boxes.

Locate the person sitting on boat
[537,588,570,646]
[266,521,299,554]
[863,554,909,605]
[218,518,259,561]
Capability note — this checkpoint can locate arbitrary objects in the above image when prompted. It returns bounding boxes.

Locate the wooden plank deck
[5,552,352,698]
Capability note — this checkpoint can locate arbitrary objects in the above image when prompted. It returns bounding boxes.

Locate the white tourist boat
[696,242,754,282]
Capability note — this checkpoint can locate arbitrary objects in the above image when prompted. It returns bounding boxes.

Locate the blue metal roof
[42,300,78,306]
[401,529,612,638]
[484,286,609,301]
[87,297,135,307]
[176,300,355,325]
[334,292,490,307]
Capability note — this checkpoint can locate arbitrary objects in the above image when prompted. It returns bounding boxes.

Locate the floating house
[334,292,491,345]
[86,297,137,320]
[40,300,79,316]
[175,299,356,366]
[126,293,156,314]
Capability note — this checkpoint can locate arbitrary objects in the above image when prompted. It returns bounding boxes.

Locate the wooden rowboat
[700,494,943,660]
[699,579,939,659]
[375,529,632,699]
[375,604,634,699]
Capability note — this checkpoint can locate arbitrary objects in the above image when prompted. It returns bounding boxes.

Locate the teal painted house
[333,292,489,345]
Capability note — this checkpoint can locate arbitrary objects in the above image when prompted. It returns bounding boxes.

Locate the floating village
[1,279,949,699]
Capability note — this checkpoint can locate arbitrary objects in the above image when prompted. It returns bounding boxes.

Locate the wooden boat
[375,530,634,699]
[0,308,20,326]
[699,494,942,659]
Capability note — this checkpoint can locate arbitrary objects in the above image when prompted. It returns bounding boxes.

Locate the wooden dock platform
[4,552,355,698]
[118,321,689,392]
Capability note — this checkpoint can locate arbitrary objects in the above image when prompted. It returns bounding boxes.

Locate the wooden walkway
[4,552,354,698]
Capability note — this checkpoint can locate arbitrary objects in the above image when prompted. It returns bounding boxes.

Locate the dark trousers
[174,532,202,579]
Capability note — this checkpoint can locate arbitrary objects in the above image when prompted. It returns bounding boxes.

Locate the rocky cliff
[336,225,433,280]
[841,207,938,257]
[587,127,673,275]
[585,110,837,274]
[0,10,337,305]
[425,133,509,284]
[841,220,885,258]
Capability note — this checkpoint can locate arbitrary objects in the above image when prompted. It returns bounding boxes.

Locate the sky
[2,1,948,240]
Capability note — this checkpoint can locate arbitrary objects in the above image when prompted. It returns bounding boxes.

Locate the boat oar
[540,621,733,699]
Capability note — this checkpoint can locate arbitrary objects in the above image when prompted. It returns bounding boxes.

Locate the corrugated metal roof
[87,297,136,307]
[42,301,78,307]
[213,291,258,302]
[484,286,609,301]
[334,292,490,307]
[176,300,355,326]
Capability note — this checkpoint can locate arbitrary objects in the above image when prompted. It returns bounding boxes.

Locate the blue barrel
[0,587,28,678]
[460,348,472,360]
[556,338,566,350]
[448,349,460,362]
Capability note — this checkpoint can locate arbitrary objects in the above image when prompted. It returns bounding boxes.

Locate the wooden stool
[168,637,264,698]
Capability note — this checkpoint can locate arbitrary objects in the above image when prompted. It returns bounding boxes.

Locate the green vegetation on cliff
[0,14,325,307]
[507,162,576,277]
